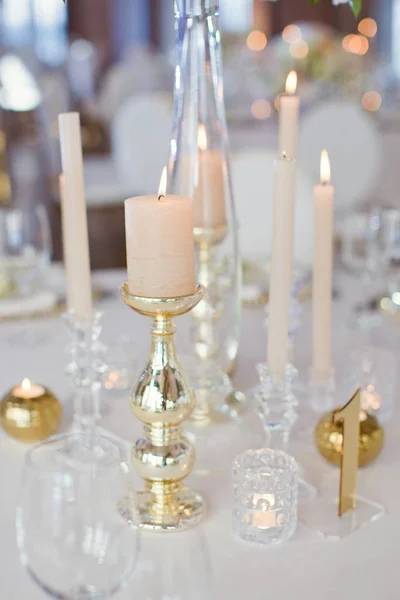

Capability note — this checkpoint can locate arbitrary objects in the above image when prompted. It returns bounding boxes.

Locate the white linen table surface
[1,269,399,600]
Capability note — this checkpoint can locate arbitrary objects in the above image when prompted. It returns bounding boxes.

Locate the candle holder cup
[232,448,299,546]
[119,283,206,532]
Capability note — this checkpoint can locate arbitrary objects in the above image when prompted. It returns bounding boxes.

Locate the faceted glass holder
[253,363,299,450]
[300,492,385,540]
[249,363,316,502]
[232,448,298,546]
[63,311,107,432]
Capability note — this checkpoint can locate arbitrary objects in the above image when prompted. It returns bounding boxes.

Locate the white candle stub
[13,378,45,399]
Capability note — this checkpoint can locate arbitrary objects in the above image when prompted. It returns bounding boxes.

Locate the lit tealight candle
[312,150,334,379]
[279,71,300,159]
[12,378,45,399]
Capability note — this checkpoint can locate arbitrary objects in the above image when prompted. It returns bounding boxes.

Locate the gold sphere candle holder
[315,410,384,467]
[0,380,62,443]
[119,282,206,532]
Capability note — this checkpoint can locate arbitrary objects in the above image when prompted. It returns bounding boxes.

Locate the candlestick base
[184,357,246,424]
[120,283,206,533]
[118,488,205,533]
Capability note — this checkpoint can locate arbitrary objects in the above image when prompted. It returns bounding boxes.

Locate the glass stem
[266,427,290,452]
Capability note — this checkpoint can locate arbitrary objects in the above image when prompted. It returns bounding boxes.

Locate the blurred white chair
[232,150,314,268]
[98,47,173,124]
[111,93,172,194]
[299,100,383,211]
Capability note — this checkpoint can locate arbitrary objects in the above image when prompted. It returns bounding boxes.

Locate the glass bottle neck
[174,0,219,18]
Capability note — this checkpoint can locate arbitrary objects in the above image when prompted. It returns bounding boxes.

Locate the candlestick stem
[119,283,206,532]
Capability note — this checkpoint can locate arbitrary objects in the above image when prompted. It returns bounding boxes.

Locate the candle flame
[21,378,31,391]
[320,149,331,184]
[198,124,207,151]
[158,167,167,199]
[286,70,297,95]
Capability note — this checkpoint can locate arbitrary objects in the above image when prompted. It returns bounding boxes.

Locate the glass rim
[23,432,124,473]
[232,448,298,475]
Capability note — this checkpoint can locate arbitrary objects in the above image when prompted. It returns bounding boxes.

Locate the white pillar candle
[279,71,300,160]
[58,112,92,319]
[125,168,195,298]
[267,155,297,377]
[312,150,334,378]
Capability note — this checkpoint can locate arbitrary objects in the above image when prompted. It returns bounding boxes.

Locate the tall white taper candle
[58,112,92,319]
[267,155,297,377]
[279,71,300,160]
[312,150,334,377]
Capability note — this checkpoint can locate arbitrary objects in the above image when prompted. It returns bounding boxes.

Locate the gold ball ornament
[0,381,62,443]
[315,411,384,467]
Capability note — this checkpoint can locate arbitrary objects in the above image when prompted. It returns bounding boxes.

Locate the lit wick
[320,149,331,186]
[158,166,167,201]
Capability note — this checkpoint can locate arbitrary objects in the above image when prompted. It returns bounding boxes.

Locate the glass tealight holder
[232,448,298,546]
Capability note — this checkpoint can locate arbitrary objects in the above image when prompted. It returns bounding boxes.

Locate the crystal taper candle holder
[64,311,107,431]
[252,363,299,450]
[118,282,206,532]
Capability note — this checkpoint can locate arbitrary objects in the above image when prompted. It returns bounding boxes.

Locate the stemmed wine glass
[0,204,53,344]
[16,433,140,600]
[340,208,394,331]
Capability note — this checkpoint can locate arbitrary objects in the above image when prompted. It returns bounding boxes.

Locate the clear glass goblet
[0,204,53,345]
[16,433,140,600]
[0,204,51,297]
[125,530,214,599]
[340,208,393,330]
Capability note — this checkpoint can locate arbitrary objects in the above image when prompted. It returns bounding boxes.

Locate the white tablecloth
[1,269,399,600]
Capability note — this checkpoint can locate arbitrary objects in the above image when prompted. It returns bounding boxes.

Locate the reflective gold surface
[315,410,384,469]
[0,386,62,443]
[120,283,206,532]
[333,389,361,517]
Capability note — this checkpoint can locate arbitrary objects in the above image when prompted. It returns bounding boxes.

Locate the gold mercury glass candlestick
[118,282,206,532]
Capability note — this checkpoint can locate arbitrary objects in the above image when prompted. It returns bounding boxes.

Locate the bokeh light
[282,24,302,45]
[247,30,268,52]
[289,40,309,59]
[362,91,382,112]
[251,99,272,120]
[358,18,377,38]
[342,34,369,55]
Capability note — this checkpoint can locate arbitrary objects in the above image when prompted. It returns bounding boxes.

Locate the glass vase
[169,0,242,387]
[169,0,241,373]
